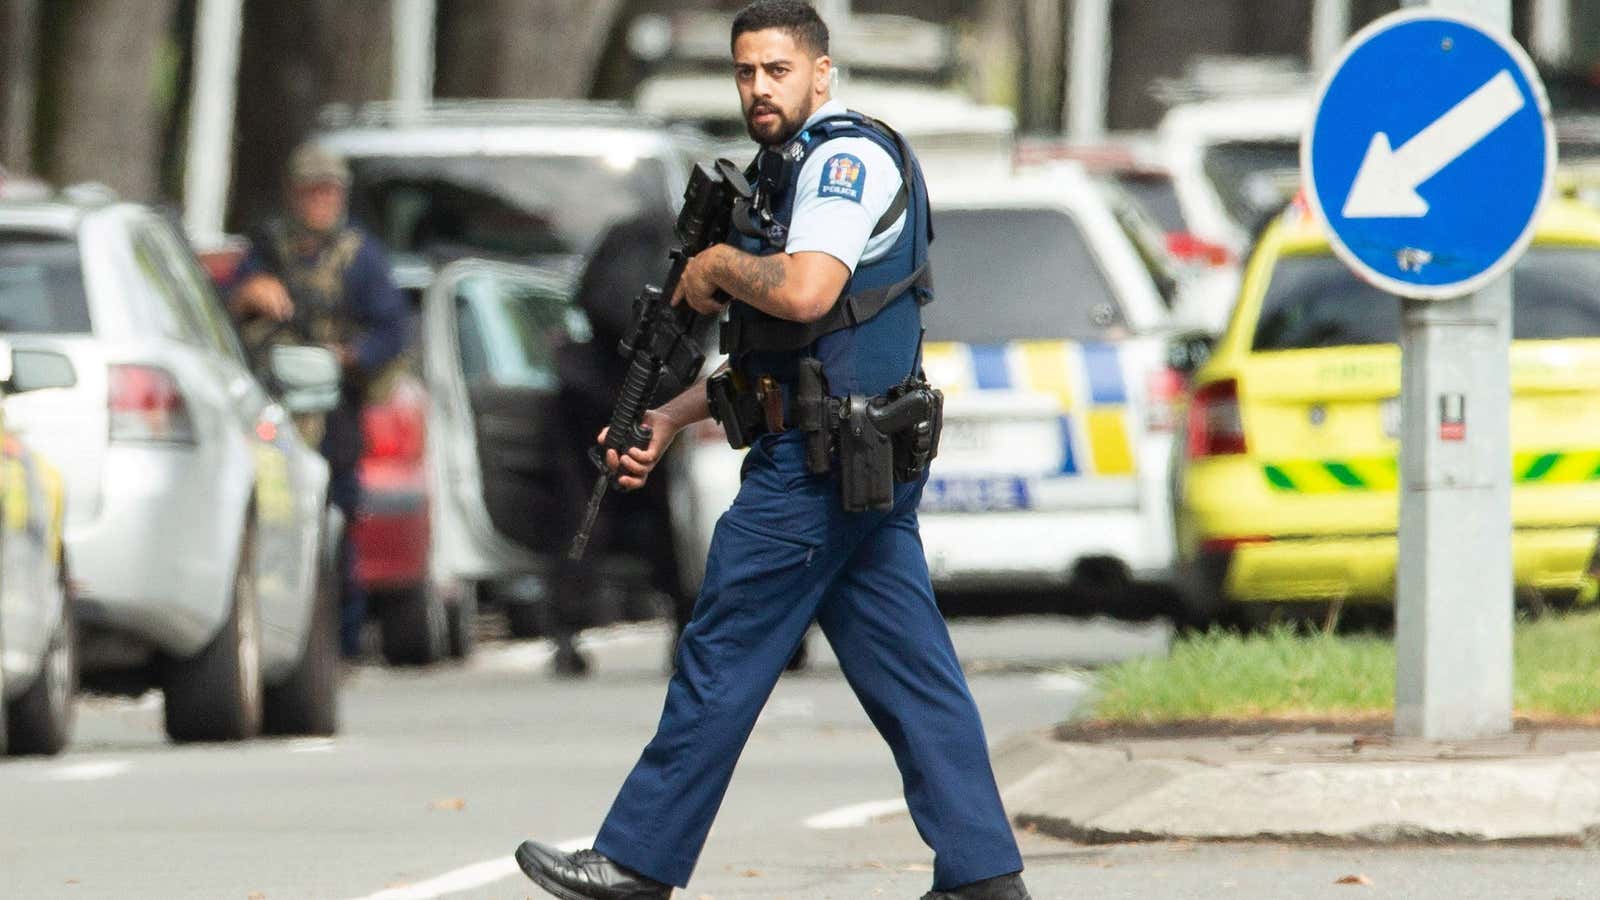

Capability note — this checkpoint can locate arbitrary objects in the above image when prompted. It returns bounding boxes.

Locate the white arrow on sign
[1342,69,1526,219]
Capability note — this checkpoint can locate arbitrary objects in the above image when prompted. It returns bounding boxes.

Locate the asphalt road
[2,614,1595,900]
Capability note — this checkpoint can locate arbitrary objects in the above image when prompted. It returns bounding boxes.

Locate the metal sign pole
[1395,0,1514,740]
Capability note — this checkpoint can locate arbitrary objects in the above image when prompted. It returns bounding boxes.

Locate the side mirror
[270,345,342,416]
[1166,331,1216,378]
[11,350,77,393]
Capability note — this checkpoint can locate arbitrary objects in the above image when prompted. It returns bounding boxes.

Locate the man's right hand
[597,408,681,491]
[232,273,294,322]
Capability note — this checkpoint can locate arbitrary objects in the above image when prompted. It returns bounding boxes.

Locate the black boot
[922,872,1032,900]
[552,639,591,678]
[514,841,671,900]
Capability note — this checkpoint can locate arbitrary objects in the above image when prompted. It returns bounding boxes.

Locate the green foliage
[1090,611,1600,722]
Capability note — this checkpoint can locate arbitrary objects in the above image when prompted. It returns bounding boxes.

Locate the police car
[1174,199,1600,624]
[669,162,1177,605]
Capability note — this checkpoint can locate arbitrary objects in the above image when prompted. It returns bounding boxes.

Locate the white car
[315,100,692,277]
[670,163,1178,607]
[0,198,342,742]
[1155,93,1310,333]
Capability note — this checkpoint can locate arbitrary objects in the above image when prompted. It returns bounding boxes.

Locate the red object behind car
[354,374,430,592]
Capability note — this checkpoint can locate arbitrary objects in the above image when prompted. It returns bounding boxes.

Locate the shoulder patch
[818,153,866,203]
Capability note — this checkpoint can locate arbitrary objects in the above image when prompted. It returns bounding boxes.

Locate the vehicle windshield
[922,207,1124,343]
[347,154,672,261]
[1114,172,1186,233]
[1253,247,1600,351]
[1202,140,1301,235]
[0,233,91,333]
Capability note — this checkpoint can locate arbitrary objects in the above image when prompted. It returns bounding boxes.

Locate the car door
[139,220,315,658]
[423,259,579,583]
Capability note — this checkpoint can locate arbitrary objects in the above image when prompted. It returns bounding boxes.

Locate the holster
[797,358,945,513]
[706,369,765,449]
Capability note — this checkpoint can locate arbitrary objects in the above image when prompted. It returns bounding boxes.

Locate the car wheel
[263,529,340,736]
[5,561,78,756]
[379,585,447,666]
[446,581,477,660]
[165,528,263,742]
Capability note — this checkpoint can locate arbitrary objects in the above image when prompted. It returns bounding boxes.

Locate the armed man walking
[229,142,408,660]
[514,3,1030,898]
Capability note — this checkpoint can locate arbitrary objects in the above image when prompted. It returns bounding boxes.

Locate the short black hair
[731,1,829,57]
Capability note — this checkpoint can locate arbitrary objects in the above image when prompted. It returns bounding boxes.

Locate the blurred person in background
[228,142,409,660]
[514,3,1028,899]
[545,212,692,676]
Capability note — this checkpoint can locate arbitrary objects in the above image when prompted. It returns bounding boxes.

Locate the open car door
[422,259,589,588]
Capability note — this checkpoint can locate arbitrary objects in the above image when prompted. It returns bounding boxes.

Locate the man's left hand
[671,249,730,315]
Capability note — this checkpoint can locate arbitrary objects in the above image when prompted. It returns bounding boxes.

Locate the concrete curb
[1003,735,1600,846]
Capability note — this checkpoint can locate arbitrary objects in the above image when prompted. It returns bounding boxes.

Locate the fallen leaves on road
[247,893,266,900]
[1336,874,1374,886]
[741,869,763,878]
[428,797,467,812]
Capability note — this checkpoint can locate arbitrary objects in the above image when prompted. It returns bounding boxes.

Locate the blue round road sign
[1303,10,1553,300]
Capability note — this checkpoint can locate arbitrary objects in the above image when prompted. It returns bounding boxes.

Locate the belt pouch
[796,358,834,474]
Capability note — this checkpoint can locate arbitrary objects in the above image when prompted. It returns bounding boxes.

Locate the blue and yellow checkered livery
[923,340,1138,477]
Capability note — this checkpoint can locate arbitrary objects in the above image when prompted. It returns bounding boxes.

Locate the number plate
[922,476,1032,513]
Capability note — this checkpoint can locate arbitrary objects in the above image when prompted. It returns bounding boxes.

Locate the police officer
[229,142,408,660]
[514,3,1029,898]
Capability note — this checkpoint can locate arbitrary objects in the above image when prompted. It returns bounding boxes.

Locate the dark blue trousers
[594,433,1023,889]
[327,465,367,658]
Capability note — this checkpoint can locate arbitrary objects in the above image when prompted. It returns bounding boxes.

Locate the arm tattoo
[712,250,787,307]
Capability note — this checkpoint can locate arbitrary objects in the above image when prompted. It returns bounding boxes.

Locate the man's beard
[744,96,813,146]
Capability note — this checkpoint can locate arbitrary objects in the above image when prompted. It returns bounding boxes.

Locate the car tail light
[1145,366,1185,433]
[108,364,194,443]
[1187,378,1246,458]
[363,401,425,462]
[1165,232,1233,268]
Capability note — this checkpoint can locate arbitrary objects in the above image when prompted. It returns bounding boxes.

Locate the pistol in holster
[796,358,945,513]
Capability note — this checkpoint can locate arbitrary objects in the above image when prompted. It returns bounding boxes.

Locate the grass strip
[1089,610,1600,723]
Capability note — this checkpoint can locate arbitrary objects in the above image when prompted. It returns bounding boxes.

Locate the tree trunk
[40,0,180,200]
[229,0,391,232]
[0,0,41,175]
[437,0,625,99]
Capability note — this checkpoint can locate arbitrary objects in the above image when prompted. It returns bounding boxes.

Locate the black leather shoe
[921,872,1032,900]
[514,841,671,900]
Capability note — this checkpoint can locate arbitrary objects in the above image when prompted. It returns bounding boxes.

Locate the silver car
[0,197,343,742]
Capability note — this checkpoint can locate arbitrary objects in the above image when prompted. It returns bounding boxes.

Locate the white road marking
[37,760,131,782]
[803,798,908,830]
[347,835,595,900]
[287,737,336,753]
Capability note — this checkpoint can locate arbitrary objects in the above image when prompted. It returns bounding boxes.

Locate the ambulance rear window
[1253,247,1600,351]
[924,207,1123,343]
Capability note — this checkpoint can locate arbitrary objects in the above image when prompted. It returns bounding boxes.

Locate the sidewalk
[995,722,1600,846]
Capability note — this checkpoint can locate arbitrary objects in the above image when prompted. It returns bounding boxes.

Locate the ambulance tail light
[1145,366,1185,433]
[1200,535,1273,554]
[1187,378,1246,458]
[108,364,195,444]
